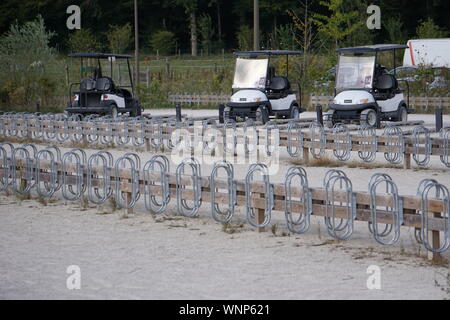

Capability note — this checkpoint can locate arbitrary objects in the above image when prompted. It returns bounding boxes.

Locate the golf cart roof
[337,44,409,54]
[233,50,302,57]
[68,53,132,59]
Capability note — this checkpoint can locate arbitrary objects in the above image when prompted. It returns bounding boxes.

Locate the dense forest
[0,0,449,112]
[0,0,449,55]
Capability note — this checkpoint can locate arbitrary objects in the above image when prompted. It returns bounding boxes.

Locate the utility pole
[134,0,140,89]
[253,0,260,51]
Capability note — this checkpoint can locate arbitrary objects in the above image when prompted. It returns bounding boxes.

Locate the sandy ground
[0,110,449,300]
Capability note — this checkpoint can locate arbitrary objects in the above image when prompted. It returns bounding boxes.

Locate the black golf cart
[65,53,142,118]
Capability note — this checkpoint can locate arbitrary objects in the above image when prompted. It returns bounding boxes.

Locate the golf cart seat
[267,76,291,99]
[80,78,96,91]
[373,74,397,101]
[95,77,115,92]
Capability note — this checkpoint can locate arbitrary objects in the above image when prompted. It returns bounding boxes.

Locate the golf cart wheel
[360,109,377,127]
[290,105,301,120]
[109,105,118,119]
[224,107,236,121]
[255,106,269,124]
[397,106,408,122]
[130,106,142,117]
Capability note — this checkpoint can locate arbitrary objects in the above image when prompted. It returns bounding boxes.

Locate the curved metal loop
[43,115,57,140]
[309,122,325,159]
[56,117,70,142]
[243,119,258,155]
[35,147,61,198]
[68,116,84,142]
[165,120,182,150]
[0,144,12,191]
[85,119,99,143]
[332,123,352,161]
[31,116,44,139]
[202,119,217,154]
[210,160,236,223]
[176,157,202,217]
[149,120,163,149]
[143,155,171,214]
[115,120,130,146]
[87,151,114,205]
[245,163,273,228]
[418,180,450,253]
[99,118,115,145]
[287,121,304,157]
[11,147,35,195]
[412,126,431,167]
[357,125,377,162]
[61,149,86,201]
[323,169,355,240]
[131,118,145,147]
[222,119,237,154]
[368,173,402,245]
[383,126,404,164]
[284,166,312,234]
[439,127,450,167]
[114,154,141,209]
[264,121,279,157]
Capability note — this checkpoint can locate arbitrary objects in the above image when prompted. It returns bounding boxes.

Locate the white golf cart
[222,50,304,124]
[66,53,142,118]
[324,44,413,128]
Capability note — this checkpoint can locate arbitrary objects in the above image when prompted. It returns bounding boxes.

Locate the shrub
[67,29,102,53]
[149,31,176,56]
[107,23,133,53]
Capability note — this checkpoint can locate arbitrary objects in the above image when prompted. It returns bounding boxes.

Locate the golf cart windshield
[232,58,268,89]
[336,55,375,90]
[99,58,132,88]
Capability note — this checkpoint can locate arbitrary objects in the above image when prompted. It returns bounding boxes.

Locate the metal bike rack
[383,126,404,164]
[368,173,403,245]
[115,120,130,146]
[99,118,115,145]
[148,120,164,149]
[176,157,202,217]
[62,149,87,201]
[202,119,217,154]
[284,166,312,234]
[85,118,99,143]
[332,123,352,161]
[414,178,439,244]
[35,147,61,198]
[131,118,145,147]
[286,121,304,157]
[68,115,84,142]
[143,155,171,214]
[164,120,182,150]
[11,147,35,195]
[309,122,325,159]
[417,179,450,253]
[323,169,356,240]
[439,127,450,167]
[264,121,279,157]
[412,126,431,167]
[245,163,273,228]
[243,119,258,155]
[210,160,236,223]
[222,120,237,155]
[114,153,141,209]
[87,151,114,205]
[31,116,44,140]
[357,125,377,163]
[0,143,13,191]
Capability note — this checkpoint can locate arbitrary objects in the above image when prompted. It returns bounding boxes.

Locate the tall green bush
[149,31,176,56]
[107,23,133,53]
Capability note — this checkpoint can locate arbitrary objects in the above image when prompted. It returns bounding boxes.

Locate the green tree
[175,0,199,56]
[415,17,447,39]
[198,14,214,55]
[149,30,176,55]
[313,0,363,50]
[384,15,407,44]
[107,23,133,53]
[236,25,253,51]
[0,15,58,110]
[66,29,101,53]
